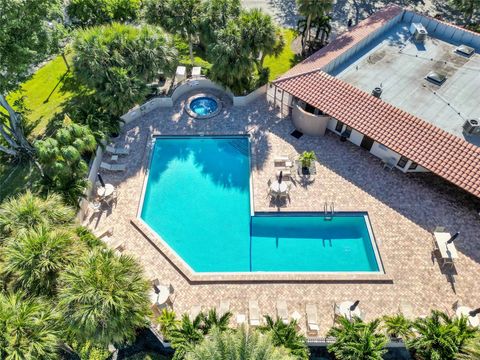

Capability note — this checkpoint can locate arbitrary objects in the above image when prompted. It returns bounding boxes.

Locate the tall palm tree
[239,9,284,71]
[327,316,388,360]
[200,308,232,334]
[58,249,151,347]
[2,226,81,296]
[208,20,255,94]
[0,292,60,359]
[408,310,476,360]
[458,334,480,359]
[169,313,204,360]
[260,315,310,359]
[0,191,75,239]
[296,0,332,54]
[184,326,297,360]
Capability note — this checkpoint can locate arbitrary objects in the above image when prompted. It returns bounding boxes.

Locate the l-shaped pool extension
[140,136,382,273]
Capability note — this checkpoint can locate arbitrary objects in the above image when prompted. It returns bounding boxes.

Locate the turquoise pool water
[141,136,380,273]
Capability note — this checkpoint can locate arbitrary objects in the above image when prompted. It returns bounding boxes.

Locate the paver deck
[85,91,480,336]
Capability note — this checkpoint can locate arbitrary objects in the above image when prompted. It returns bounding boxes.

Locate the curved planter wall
[292,102,330,136]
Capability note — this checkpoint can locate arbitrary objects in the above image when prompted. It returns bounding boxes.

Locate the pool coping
[134,135,391,283]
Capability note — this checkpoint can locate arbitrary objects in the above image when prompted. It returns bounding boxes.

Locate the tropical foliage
[58,248,151,347]
[67,0,141,27]
[450,0,480,26]
[35,121,97,205]
[260,315,310,359]
[0,191,74,239]
[184,327,297,360]
[408,310,477,360]
[73,23,177,116]
[383,313,414,340]
[169,313,204,360]
[198,0,241,46]
[327,316,388,360]
[0,292,60,359]
[458,334,480,359]
[296,0,332,54]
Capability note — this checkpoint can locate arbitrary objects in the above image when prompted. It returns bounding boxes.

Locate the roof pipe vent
[372,87,382,98]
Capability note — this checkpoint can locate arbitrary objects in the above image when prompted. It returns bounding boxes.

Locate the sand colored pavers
[85,91,480,336]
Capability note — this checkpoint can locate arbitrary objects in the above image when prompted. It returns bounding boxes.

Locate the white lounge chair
[249,300,261,326]
[274,155,293,169]
[277,300,289,324]
[306,304,320,332]
[189,305,202,320]
[106,145,130,155]
[219,300,230,317]
[100,162,126,172]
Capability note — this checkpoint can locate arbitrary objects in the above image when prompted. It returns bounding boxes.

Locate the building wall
[292,102,330,136]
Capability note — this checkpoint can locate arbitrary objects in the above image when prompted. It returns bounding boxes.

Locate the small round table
[270,181,287,193]
[97,184,114,198]
[338,301,362,320]
[456,306,480,327]
[150,285,170,307]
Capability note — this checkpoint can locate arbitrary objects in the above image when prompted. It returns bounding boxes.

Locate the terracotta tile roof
[279,5,404,80]
[275,71,480,198]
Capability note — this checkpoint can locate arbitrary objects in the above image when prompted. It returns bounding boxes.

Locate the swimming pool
[140,136,382,273]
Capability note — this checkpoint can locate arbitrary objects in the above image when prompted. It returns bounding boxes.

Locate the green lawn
[0,160,42,201]
[264,28,299,81]
[7,54,75,137]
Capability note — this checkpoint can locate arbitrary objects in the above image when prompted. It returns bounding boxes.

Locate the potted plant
[298,151,317,175]
[382,314,412,342]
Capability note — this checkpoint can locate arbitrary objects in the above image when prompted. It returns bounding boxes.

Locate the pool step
[227,140,250,157]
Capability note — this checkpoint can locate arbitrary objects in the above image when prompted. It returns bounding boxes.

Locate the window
[305,103,316,114]
[343,126,353,137]
[397,156,408,168]
[408,162,418,170]
[335,121,344,133]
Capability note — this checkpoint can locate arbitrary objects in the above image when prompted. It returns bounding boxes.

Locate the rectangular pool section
[140,136,382,273]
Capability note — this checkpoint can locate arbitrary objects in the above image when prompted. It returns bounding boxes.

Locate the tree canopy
[67,0,141,27]
[73,23,177,116]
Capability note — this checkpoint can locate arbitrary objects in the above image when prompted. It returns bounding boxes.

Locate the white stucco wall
[291,102,330,136]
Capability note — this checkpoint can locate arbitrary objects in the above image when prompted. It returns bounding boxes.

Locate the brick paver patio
[85,91,480,336]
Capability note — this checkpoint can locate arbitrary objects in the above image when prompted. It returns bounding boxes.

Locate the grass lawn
[0,160,42,201]
[7,53,75,137]
[264,28,299,81]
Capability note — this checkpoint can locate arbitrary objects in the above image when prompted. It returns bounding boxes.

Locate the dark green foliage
[67,0,141,27]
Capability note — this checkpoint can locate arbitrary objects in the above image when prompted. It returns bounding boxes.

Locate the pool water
[189,97,218,116]
[141,137,380,273]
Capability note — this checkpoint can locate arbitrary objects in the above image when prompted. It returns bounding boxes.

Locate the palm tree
[458,334,480,359]
[208,20,255,94]
[169,313,204,360]
[296,0,332,54]
[2,226,81,296]
[198,0,241,46]
[382,313,413,340]
[408,310,476,360]
[184,326,297,360]
[0,292,60,359]
[58,249,151,347]
[158,308,180,341]
[327,316,388,360]
[200,308,232,334]
[259,315,310,359]
[0,191,75,239]
[239,9,284,71]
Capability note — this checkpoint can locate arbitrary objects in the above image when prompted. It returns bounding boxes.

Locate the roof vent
[372,87,382,98]
[425,71,446,85]
[463,118,480,135]
[456,44,475,57]
[409,23,428,42]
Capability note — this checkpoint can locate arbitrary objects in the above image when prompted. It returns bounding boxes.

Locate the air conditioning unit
[463,118,480,135]
[409,23,428,42]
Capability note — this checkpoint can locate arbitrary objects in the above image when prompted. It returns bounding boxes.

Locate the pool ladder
[324,202,334,220]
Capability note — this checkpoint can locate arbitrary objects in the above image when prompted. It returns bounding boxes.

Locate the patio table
[338,301,362,320]
[97,183,114,198]
[456,306,480,327]
[270,181,287,193]
[150,285,170,307]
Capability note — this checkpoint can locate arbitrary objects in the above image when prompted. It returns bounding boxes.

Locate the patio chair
[100,162,126,172]
[106,145,130,155]
[306,304,320,332]
[277,300,289,324]
[219,300,230,317]
[249,300,261,326]
[399,302,414,320]
[274,155,293,169]
[383,157,396,171]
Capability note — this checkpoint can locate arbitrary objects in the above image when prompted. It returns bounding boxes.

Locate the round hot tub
[185,94,221,119]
